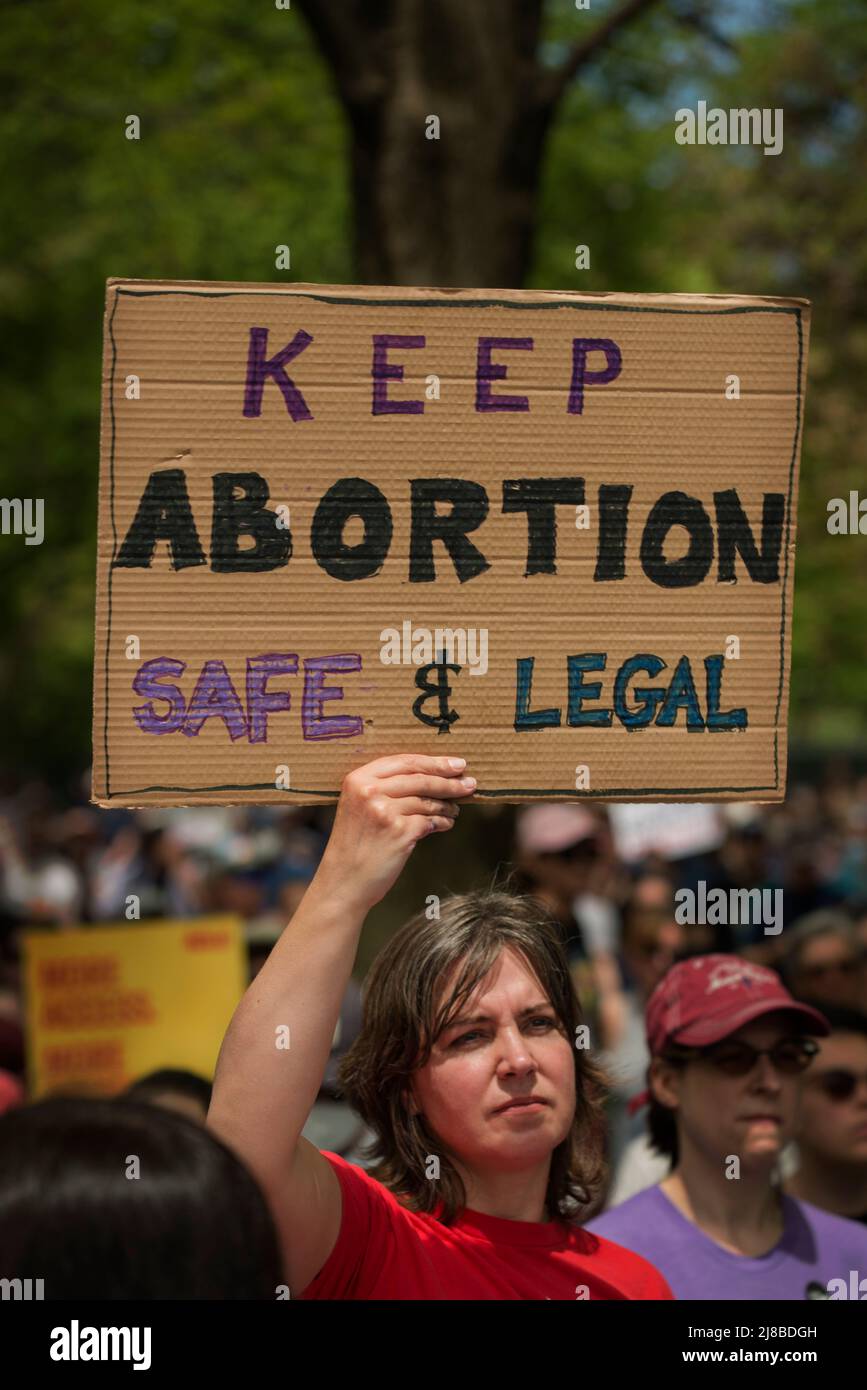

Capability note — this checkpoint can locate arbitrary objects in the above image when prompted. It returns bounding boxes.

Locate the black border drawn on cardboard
[103,288,804,801]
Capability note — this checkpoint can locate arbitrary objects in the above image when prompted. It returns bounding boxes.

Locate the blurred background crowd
[2,756,866,1212]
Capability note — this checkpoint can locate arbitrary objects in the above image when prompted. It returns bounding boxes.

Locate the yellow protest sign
[22,916,245,1098]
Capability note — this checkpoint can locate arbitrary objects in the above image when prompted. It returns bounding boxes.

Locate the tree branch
[672,3,738,56]
[538,0,663,111]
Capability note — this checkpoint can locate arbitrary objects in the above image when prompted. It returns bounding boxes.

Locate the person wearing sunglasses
[779,910,863,1012]
[786,1003,867,1225]
[584,954,867,1298]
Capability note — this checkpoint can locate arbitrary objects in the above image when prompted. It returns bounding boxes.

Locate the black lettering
[114,469,206,570]
[714,488,784,583]
[502,478,585,576]
[594,484,633,581]
[211,472,292,573]
[409,478,490,583]
[310,477,392,581]
[640,491,714,588]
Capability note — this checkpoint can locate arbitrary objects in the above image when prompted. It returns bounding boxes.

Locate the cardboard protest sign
[93,279,809,806]
[22,917,245,1097]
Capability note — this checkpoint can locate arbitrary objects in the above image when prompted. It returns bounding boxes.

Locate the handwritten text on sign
[93,283,808,803]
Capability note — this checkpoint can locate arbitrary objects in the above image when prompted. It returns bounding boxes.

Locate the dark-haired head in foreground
[0,1097,284,1299]
[125,1067,213,1125]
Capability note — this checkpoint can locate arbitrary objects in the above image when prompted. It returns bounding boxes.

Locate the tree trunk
[297,0,662,287]
[347,1,551,286]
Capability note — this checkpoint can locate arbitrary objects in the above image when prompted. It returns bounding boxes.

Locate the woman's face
[652,1015,805,1172]
[795,1030,867,1165]
[408,946,577,1177]
[791,934,862,1009]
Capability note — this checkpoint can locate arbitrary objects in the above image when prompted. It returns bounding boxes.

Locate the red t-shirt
[300,1152,673,1301]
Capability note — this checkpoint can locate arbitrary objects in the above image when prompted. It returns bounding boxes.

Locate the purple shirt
[585,1184,867,1300]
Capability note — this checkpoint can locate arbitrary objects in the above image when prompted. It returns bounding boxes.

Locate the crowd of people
[1,755,867,1299]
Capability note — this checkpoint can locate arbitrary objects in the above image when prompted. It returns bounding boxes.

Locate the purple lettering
[302,654,363,740]
[245,653,298,743]
[568,338,622,415]
[243,327,314,421]
[182,660,247,740]
[132,657,187,734]
[372,334,425,415]
[476,337,533,412]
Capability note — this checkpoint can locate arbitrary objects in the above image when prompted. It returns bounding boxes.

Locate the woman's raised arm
[207,753,474,1293]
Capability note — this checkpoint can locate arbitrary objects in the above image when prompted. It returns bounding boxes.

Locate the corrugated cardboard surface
[93,279,810,807]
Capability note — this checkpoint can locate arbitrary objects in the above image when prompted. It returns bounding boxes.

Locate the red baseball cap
[645,954,830,1056]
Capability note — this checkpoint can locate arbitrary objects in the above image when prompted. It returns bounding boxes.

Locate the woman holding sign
[208,754,671,1300]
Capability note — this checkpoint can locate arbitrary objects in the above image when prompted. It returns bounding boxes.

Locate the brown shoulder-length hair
[645,1047,693,1167]
[337,887,609,1225]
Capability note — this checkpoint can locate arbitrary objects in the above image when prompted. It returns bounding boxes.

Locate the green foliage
[0,1,350,778]
[534,0,867,744]
[1,0,864,776]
